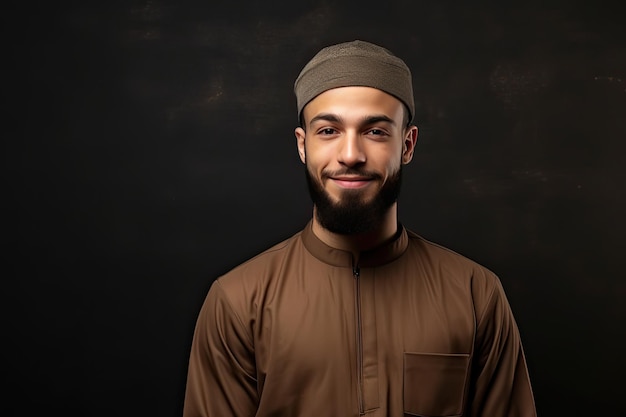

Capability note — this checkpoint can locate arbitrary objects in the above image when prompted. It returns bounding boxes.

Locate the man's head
[293,40,418,235]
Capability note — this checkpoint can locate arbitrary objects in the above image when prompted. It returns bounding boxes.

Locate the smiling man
[183,40,537,417]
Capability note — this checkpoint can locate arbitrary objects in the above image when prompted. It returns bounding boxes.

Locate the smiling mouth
[330,177,373,189]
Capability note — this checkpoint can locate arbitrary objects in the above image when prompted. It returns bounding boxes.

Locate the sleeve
[470,276,537,417]
[183,280,258,417]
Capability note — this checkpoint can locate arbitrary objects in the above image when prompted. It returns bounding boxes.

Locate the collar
[301,220,409,268]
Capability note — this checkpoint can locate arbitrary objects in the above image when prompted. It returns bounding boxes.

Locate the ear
[295,127,306,164]
[401,125,418,164]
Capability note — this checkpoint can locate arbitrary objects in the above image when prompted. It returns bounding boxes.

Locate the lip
[330,176,372,189]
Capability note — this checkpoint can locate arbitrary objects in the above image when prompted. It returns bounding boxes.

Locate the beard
[305,164,403,235]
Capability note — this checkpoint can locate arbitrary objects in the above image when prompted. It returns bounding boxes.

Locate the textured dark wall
[7,1,625,416]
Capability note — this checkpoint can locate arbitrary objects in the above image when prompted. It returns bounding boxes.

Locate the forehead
[303,86,405,125]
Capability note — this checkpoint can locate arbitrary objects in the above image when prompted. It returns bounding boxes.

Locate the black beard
[305,164,402,235]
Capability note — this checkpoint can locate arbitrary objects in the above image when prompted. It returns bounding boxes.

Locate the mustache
[321,168,382,180]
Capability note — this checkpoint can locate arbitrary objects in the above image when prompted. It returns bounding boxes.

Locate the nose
[337,133,366,167]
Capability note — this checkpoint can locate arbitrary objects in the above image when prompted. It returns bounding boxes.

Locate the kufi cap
[294,40,415,123]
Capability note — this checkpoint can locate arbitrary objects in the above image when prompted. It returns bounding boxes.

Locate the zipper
[353,265,363,414]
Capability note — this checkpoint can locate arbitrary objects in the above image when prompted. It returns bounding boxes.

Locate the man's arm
[183,280,258,417]
[470,276,537,417]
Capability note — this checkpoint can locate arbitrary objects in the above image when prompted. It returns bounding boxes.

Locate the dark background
[6,0,625,416]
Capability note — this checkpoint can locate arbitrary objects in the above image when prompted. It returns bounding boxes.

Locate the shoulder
[211,229,304,298]
[404,229,502,310]
[406,230,495,276]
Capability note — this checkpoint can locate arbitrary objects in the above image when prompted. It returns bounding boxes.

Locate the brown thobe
[183,221,536,416]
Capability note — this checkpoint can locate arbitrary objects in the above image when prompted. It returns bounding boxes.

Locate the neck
[311,203,399,257]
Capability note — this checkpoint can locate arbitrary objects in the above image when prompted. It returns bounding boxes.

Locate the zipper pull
[353,266,360,278]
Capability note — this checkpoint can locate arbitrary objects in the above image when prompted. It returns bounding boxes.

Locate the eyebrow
[308,113,396,127]
[309,113,343,126]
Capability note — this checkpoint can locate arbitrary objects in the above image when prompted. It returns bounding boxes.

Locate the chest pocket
[403,352,470,417]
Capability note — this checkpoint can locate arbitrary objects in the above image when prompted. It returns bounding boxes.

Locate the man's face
[295,86,417,235]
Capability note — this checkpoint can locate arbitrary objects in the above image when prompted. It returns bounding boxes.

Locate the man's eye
[368,129,384,135]
[320,128,336,135]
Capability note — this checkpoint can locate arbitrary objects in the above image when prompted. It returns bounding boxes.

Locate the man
[183,40,537,417]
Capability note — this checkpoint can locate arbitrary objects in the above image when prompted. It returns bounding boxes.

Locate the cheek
[373,149,402,173]
[304,145,334,170]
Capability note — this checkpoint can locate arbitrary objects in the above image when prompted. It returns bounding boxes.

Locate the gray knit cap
[294,40,415,123]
